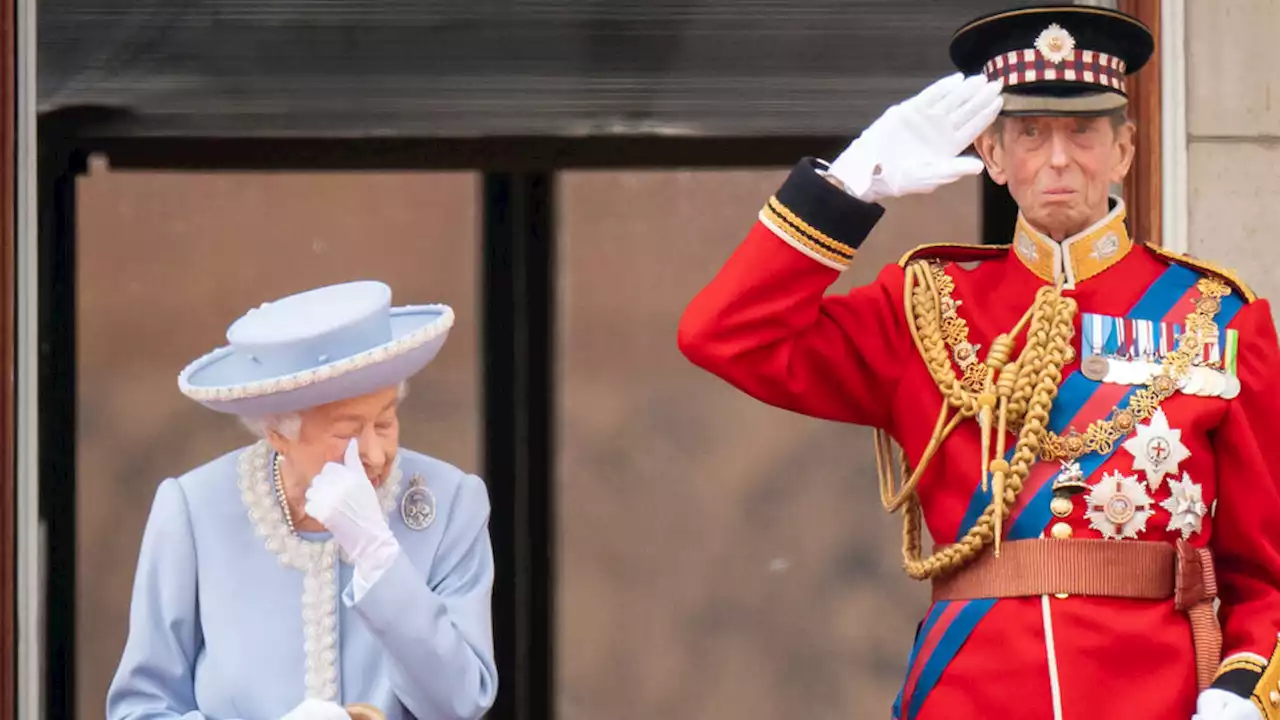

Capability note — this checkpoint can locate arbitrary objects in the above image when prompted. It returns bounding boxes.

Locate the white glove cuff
[826,137,884,203]
[353,533,400,593]
[1195,687,1265,720]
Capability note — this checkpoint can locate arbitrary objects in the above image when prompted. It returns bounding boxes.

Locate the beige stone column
[1183,0,1280,302]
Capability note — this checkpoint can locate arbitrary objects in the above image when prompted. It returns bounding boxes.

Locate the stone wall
[1186,1,1280,301]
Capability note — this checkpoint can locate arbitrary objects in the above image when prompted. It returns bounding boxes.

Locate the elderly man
[679,5,1280,720]
[106,281,497,720]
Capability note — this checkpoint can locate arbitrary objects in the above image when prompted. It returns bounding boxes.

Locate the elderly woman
[106,281,497,720]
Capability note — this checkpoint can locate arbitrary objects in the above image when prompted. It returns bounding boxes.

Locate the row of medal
[1046,408,1208,541]
[1079,312,1240,399]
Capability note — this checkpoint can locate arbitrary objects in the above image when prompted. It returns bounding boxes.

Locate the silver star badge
[1160,473,1208,540]
[1121,408,1191,492]
[1085,470,1155,540]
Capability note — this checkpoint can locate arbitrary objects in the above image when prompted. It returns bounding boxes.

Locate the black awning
[39,0,1036,139]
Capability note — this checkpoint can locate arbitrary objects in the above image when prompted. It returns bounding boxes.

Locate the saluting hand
[827,72,1003,204]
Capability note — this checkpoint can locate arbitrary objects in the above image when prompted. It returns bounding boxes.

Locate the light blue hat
[178,281,453,416]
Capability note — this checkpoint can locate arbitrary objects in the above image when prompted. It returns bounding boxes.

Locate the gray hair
[239,380,410,441]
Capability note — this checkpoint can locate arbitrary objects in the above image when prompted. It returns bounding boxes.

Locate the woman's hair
[238,380,410,441]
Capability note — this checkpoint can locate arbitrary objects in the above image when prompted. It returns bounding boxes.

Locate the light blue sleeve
[105,478,229,720]
[343,472,498,720]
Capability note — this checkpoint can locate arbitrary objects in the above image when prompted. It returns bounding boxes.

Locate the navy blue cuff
[1212,667,1263,700]
[759,158,885,267]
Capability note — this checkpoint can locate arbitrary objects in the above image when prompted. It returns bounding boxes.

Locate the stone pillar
[1185,0,1280,301]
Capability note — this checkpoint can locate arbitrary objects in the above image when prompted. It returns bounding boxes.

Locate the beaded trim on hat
[178,304,454,403]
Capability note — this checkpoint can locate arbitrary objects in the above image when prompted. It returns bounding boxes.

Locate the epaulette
[898,242,1011,268]
[1145,243,1257,303]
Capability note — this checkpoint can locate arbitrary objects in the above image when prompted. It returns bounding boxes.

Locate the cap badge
[1035,23,1076,64]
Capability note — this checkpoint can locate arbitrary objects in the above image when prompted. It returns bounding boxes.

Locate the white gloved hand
[1193,688,1263,720]
[279,698,352,720]
[305,438,399,584]
[827,72,1004,204]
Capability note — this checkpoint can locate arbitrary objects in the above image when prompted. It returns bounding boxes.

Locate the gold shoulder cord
[877,259,1078,580]
[878,259,1233,581]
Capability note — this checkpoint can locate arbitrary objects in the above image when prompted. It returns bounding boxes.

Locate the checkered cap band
[983,48,1128,94]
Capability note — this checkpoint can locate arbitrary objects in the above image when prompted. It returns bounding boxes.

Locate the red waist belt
[930,538,1221,690]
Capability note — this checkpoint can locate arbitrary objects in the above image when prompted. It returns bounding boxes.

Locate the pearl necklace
[239,442,405,701]
[272,453,298,536]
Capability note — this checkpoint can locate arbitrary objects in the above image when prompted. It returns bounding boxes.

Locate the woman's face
[270,384,403,489]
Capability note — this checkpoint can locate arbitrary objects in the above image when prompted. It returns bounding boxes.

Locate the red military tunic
[678,159,1280,719]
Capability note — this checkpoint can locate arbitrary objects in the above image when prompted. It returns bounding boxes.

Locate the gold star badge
[1121,408,1191,492]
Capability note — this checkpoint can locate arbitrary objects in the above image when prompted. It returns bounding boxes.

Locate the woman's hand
[304,439,400,586]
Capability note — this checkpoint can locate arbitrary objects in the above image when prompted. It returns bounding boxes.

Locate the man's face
[978,114,1135,240]
[273,384,402,488]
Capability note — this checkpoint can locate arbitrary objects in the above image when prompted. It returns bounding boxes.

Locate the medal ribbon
[1225,329,1239,376]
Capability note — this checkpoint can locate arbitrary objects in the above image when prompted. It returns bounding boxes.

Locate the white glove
[1193,688,1263,720]
[280,698,351,720]
[305,439,400,586]
[827,72,1004,204]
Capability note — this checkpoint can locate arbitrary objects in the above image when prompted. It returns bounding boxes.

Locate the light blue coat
[105,442,498,720]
